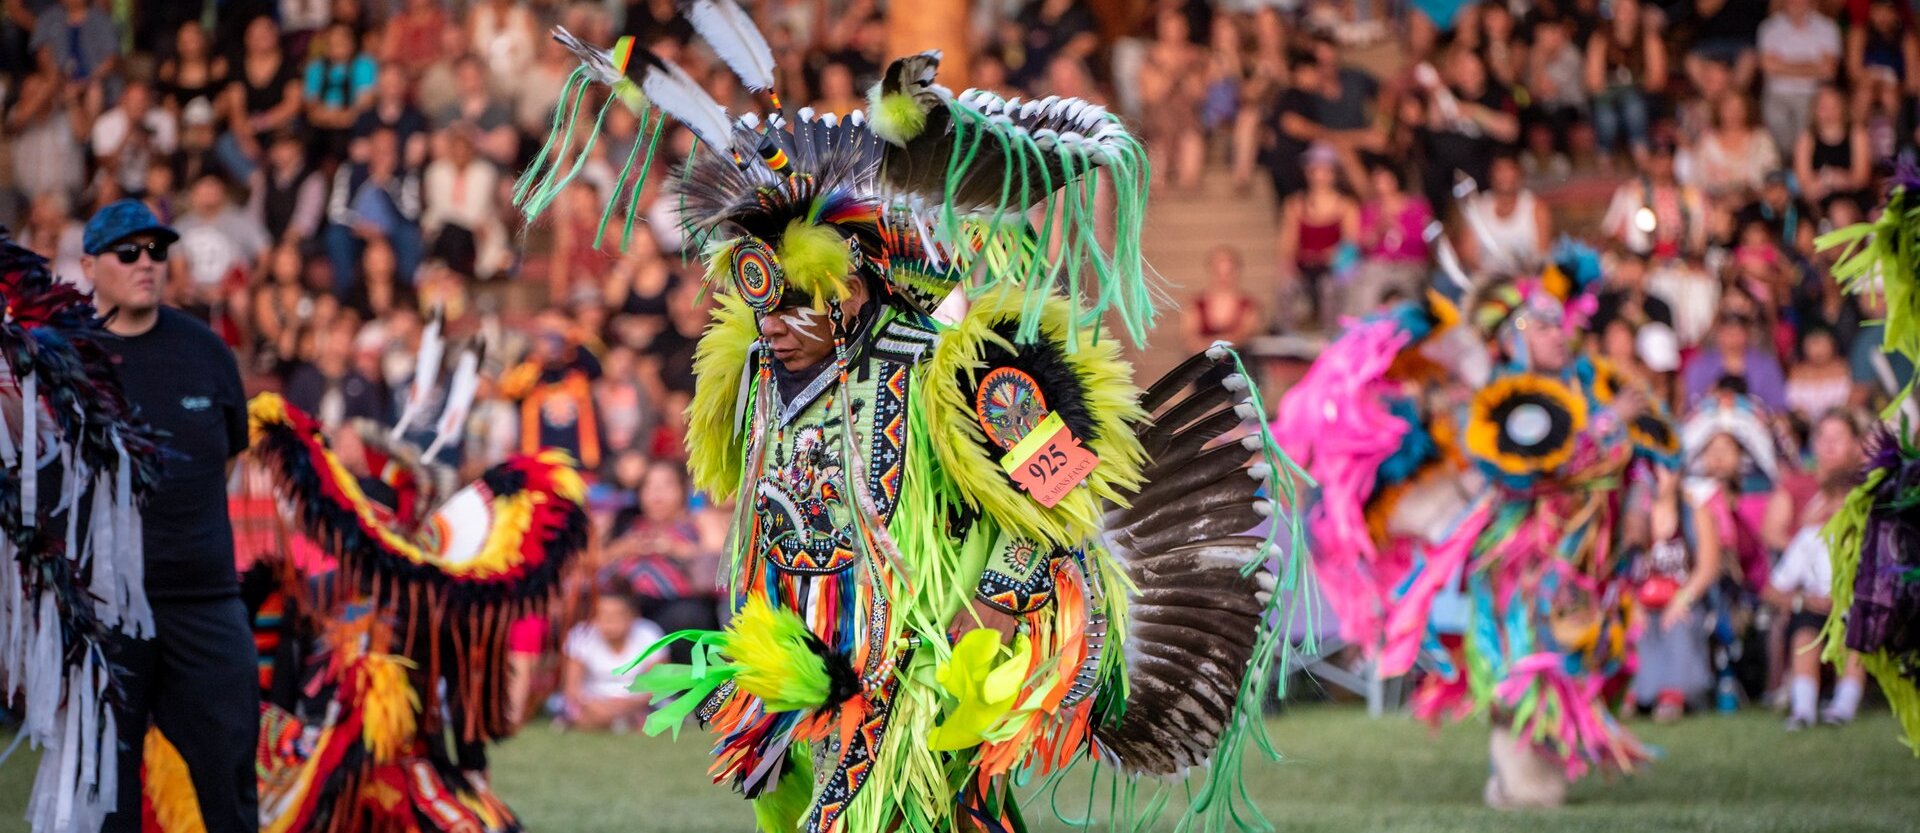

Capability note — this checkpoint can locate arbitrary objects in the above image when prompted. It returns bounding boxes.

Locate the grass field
[6,706,1912,833]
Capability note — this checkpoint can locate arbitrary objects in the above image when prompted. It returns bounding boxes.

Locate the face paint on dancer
[760,280,870,371]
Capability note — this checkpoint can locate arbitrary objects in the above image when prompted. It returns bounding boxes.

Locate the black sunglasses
[108,241,169,264]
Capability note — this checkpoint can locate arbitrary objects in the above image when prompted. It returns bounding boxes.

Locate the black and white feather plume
[681,0,777,93]
[1096,345,1282,776]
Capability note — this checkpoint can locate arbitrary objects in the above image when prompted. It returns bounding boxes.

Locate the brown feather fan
[1097,347,1278,775]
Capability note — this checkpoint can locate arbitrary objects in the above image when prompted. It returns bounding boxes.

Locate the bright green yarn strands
[622,117,675,249]
[513,67,593,221]
[594,112,667,249]
[1817,184,1920,418]
[935,95,1157,349]
[622,629,736,738]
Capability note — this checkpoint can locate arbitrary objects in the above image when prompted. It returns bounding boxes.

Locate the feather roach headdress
[517,3,1156,343]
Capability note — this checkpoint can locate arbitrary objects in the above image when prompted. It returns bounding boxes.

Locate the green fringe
[752,750,816,832]
[934,96,1157,347]
[1819,468,1883,665]
[1816,185,1920,417]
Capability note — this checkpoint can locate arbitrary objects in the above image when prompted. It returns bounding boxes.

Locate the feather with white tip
[422,347,482,463]
[390,310,444,442]
[635,51,735,158]
[682,0,776,92]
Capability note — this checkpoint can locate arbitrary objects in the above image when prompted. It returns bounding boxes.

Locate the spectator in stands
[351,65,428,168]
[1592,249,1674,334]
[468,0,537,99]
[434,54,517,167]
[1414,48,1519,216]
[1524,13,1586,177]
[1263,50,1325,201]
[559,590,661,732]
[604,228,680,352]
[1792,85,1872,206]
[1737,173,1812,258]
[1682,93,1778,198]
[6,32,90,204]
[156,21,226,116]
[1765,410,1868,729]
[174,173,271,326]
[249,241,320,375]
[595,345,651,465]
[1136,11,1205,192]
[1682,291,1787,411]
[1181,245,1262,353]
[1785,325,1853,424]
[1457,150,1549,276]
[549,181,617,303]
[342,237,415,323]
[324,127,423,295]
[92,79,177,200]
[1628,467,1720,722]
[1583,0,1665,171]
[1687,0,1766,91]
[1350,159,1433,315]
[18,189,86,286]
[1472,2,1524,95]
[1307,32,1384,186]
[1229,6,1289,189]
[1603,138,1707,260]
[422,125,506,280]
[1849,0,1920,113]
[284,317,387,430]
[381,0,448,77]
[220,15,303,182]
[598,460,719,663]
[1756,0,1841,154]
[248,128,327,244]
[1009,0,1097,89]
[30,0,118,94]
[500,310,604,471]
[171,99,223,200]
[304,22,377,163]
[1277,143,1359,330]
[813,62,862,115]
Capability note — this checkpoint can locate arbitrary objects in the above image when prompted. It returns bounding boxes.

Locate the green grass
[3,707,1915,832]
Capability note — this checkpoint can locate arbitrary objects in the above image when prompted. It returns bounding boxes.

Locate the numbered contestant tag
[1001,412,1099,508]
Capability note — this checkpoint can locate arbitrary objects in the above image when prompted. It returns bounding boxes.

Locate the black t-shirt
[1426,85,1516,191]
[1319,68,1379,132]
[352,105,427,153]
[1694,0,1767,44]
[104,307,250,601]
[1593,287,1676,333]
[1267,87,1322,194]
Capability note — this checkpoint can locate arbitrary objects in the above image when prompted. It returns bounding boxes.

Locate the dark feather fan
[1096,347,1278,775]
[676,110,885,245]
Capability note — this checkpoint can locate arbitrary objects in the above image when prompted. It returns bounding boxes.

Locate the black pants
[103,598,261,833]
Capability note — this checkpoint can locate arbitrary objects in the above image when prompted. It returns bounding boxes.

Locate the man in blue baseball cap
[82,199,259,833]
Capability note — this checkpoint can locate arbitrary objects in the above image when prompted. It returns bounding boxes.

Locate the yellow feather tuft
[776,220,853,304]
[701,237,741,293]
[359,651,420,764]
[724,597,833,712]
[921,292,1146,548]
[866,82,929,146]
[143,729,208,833]
[686,296,760,498]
